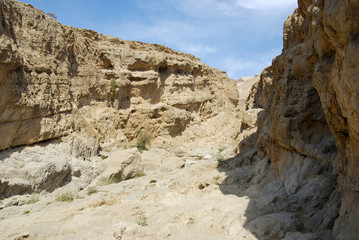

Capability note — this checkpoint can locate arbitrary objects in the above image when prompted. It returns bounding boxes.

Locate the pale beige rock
[0,4,259,236]
[91,148,142,186]
[0,146,255,240]
[91,147,185,187]
[0,0,241,153]
[4,0,359,239]
[140,148,184,173]
[0,142,102,199]
[237,74,260,110]
[0,145,72,198]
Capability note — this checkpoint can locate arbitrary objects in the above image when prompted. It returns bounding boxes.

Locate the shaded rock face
[252,0,359,239]
[0,0,239,152]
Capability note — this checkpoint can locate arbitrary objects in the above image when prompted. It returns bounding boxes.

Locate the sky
[19,0,298,79]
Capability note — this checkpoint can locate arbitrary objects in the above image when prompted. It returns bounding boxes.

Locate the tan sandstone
[1,0,359,239]
[0,0,241,154]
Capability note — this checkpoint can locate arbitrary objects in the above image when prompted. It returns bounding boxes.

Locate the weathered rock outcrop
[0,0,240,153]
[249,0,359,239]
[2,0,359,239]
[237,75,260,110]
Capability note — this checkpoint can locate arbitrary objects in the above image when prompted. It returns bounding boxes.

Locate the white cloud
[220,49,281,79]
[104,0,295,78]
[179,44,217,55]
[114,20,218,56]
[117,21,190,43]
[171,0,243,19]
[171,0,297,18]
[221,57,265,79]
[23,0,297,79]
[235,0,297,10]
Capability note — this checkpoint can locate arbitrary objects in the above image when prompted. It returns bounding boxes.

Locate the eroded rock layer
[0,0,240,153]
[2,0,359,239]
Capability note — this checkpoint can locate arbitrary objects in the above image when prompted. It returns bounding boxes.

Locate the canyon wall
[0,0,242,154]
[252,0,359,238]
[1,0,359,239]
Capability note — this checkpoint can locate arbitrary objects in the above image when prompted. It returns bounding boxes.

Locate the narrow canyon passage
[1,0,359,239]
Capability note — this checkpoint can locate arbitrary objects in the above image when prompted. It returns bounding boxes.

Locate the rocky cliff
[249,0,359,239]
[1,0,359,239]
[0,0,242,154]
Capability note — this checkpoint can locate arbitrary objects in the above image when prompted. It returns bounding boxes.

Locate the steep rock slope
[0,0,241,153]
[250,0,359,239]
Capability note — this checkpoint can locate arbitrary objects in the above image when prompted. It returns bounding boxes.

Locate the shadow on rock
[218,132,340,240]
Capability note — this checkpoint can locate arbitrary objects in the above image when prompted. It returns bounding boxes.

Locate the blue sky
[19,0,298,79]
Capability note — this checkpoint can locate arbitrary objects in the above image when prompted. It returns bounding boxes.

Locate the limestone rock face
[0,144,71,198]
[253,0,359,239]
[91,148,143,186]
[4,0,359,238]
[237,75,260,110]
[0,0,240,151]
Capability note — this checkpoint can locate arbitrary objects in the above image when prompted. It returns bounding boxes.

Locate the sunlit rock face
[0,0,241,152]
